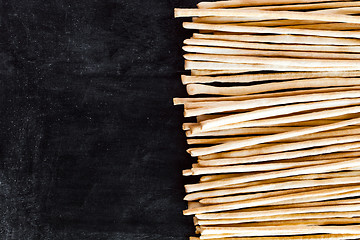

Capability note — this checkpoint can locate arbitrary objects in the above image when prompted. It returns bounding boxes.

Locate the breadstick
[198,212,360,226]
[197,0,352,9]
[184,70,360,84]
[185,61,360,72]
[317,6,360,14]
[184,90,360,117]
[175,9,360,24]
[287,22,360,31]
[185,158,360,193]
[198,136,360,165]
[183,22,360,38]
[191,69,251,76]
[184,38,360,53]
[193,17,320,25]
[194,33,360,45]
[187,172,360,201]
[183,45,360,60]
[202,177,360,204]
[201,234,360,240]
[185,54,360,68]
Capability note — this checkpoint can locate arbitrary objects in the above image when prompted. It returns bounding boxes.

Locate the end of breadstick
[186,84,199,95]
[195,225,201,234]
[189,237,200,240]
[181,75,190,84]
[183,169,193,176]
[193,216,199,225]
[174,8,181,18]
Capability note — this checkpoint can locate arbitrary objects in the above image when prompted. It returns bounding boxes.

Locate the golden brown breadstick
[185,61,360,72]
[193,33,360,45]
[183,22,360,38]
[187,172,360,201]
[193,17,319,25]
[185,158,360,193]
[191,69,251,76]
[317,6,360,14]
[184,90,360,117]
[287,22,360,31]
[199,225,360,237]
[197,0,352,9]
[175,9,360,24]
[184,38,360,53]
[183,45,360,60]
[185,54,360,68]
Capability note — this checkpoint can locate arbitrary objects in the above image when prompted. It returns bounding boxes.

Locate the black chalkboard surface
[0,1,197,239]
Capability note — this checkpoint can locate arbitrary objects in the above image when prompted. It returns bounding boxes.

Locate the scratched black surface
[0,1,197,239]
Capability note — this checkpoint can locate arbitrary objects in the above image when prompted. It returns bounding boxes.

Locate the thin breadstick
[201,234,360,240]
[183,22,360,38]
[175,9,360,24]
[183,70,360,85]
[186,126,308,137]
[196,141,360,168]
[187,171,360,201]
[185,54,360,68]
[197,0,352,9]
[287,22,360,31]
[185,61,360,72]
[193,33,360,46]
[196,100,360,133]
[199,225,360,237]
[183,45,360,60]
[202,177,360,204]
[198,212,360,225]
[197,136,360,166]
[191,159,338,175]
[185,158,360,193]
[193,17,320,25]
[191,69,251,76]
[317,6,360,14]
[184,38,360,53]
[190,107,360,131]
[184,91,360,117]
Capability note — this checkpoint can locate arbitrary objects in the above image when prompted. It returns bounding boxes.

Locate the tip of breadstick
[193,216,199,225]
[186,84,198,95]
[174,8,180,18]
[183,169,193,176]
[173,98,182,105]
[189,237,200,240]
[181,75,190,85]
[185,130,193,137]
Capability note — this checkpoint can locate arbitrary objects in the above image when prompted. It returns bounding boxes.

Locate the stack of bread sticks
[174,0,360,239]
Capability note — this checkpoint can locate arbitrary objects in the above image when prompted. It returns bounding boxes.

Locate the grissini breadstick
[183,71,360,85]
[194,33,360,46]
[186,126,308,137]
[317,6,360,14]
[197,136,360,165]
[183,45,360,60]
[184,91,360,117]
[185,158,360,193]
[175,9,360,24]
[182,22,360,38]
[189,107,360,130]
[199,170,360,183]
[197,141,360,167]
[197,0,352,9]
[191,159,337,175]
[184,38,360,53]
[191,69,252,76]
[185,61,360,72]
[287,22,360,31]
[187,172,360,201]
[200,234,360,240]
[202,178,360,204]
[193,17,320,25]
[184,54,360,68]
[199,225,360,237]
[196,99,360,131]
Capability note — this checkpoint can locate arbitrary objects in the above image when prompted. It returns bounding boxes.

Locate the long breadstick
[287,22,360,31]
[197,136,360,165]
[184,90,360,117]
[185,54,360,68]
[185,158,360,193]
[199,225,360,237]
[185,61,360,72]
[196,99,360,131]
[193,17,320,25]
[175,9,360,24]
[183,45,360,60]
[184,38,360,53]
[191,69,252,76]
[183,22,360,38]
[186,172,360,201]
[197,212,360,225]
[200,234,360,240]
[197,0,352,9]
[193,33,360,45]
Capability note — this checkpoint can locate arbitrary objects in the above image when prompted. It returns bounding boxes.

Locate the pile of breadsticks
[174,0,360,239]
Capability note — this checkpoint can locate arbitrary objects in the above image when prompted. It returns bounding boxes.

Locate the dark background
[0,0,198,239]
